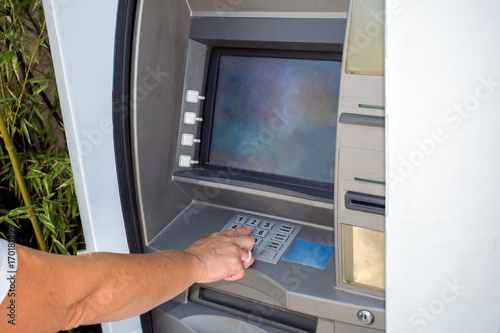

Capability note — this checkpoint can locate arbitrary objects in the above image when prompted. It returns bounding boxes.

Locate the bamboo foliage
[0,0,83,255]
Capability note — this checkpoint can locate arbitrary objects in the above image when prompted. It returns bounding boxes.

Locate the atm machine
[113,0,386,331]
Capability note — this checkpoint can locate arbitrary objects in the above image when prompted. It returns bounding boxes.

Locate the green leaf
[65,235,81,250]
[71,205,78,219]
[0,217,20,229]
[21,119,32,144]
[38,36,46,48]
[0,97,17,104]
[6,86,17,99]
[43,176,50,195]
[57,177,74,189]
[51,236,70,255]
[33,83,49,96]
[6,205,33,217]
[27,77,46,84]
[0,50,15,68]
[33,0,43,11]
[11,54,21,82]
[38,214,56,233]
[27,92,42,104]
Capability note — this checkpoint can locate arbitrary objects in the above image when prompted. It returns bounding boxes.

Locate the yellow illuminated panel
[342,225,385,292]
[345,0,385,76]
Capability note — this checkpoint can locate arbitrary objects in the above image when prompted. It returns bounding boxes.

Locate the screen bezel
[198,48,342,200]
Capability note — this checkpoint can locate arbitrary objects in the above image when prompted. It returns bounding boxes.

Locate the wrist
[179,250,207,284]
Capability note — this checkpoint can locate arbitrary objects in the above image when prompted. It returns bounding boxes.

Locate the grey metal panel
[190,17,346,51]
[152,301,290,333]
[148,204,336,303]
[335,321,384,333]
[133,4,346,246]
[333,0,386,302]
[172,175,334,227]
[131,0,193,244]
[173,40,209,174]
[148,204,384,331]
[186,0,349,16]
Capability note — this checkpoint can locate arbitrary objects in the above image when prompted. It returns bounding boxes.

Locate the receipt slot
[113,0,385,332]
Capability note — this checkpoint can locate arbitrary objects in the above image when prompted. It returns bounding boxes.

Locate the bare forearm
[1,246,202,332]
[0,228,254,332]
[75,250,202,326]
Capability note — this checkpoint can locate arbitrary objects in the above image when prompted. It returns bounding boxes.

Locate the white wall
[386,1,500,332]
[43,1,142,332]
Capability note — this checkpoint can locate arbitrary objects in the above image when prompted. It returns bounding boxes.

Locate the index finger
[222,227,252,236]
[221,228,255,250]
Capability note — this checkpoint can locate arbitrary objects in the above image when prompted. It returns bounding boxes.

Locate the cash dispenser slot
[193,287,318,333]
[345,192,385,215]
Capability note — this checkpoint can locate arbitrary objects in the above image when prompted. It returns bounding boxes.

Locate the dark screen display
[207,53,341,184]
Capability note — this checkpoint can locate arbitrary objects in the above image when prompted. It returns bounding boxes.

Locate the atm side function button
[278,225,295,234]
[272,233,289,243]
[259,249,277,260]
[233,215,248,224]
[254,229,269,238]
[246,218,261,227]
[260,221,274,229]
[265,241,283,251]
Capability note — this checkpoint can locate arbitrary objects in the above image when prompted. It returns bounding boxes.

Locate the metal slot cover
[197,288,317,333]
[345,192,385,215]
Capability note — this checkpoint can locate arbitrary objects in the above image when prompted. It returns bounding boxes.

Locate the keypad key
[254,229,269,238]
[221,214,302,265]
[246,218,261,227]
[278,225,295,234]
[260,221,274,229]
[259,249,277,260]
[234,215,248,223]
[265,241,283,251]
[272,233,289,243]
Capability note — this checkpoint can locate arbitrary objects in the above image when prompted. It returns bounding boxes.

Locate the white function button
[272,233,289,243]
[179,155,193,168]
[181,133,195,146]
[184,112,197,124]
[186,90,205,103]
[259,249,277,260]
[266,241,283,251]
[186,90,199,103]
[278,225,295,234]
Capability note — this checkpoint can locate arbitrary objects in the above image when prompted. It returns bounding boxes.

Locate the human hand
[183,228,255,284]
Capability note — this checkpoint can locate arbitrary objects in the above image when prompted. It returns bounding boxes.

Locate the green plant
[0,0,83,255]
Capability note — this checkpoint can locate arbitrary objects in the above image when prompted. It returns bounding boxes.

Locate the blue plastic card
[283,239,334,269]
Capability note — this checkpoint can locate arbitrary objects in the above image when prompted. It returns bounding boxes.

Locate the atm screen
[201,49,342,195]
